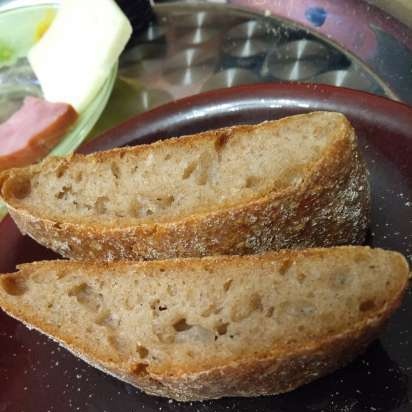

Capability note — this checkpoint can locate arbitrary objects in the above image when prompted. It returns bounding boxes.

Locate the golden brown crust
[0,113,370,260]
[0,248,408,401]
[0,274,405,401]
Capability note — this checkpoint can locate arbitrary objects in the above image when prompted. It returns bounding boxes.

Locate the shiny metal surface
[261,39,331,80]
[137,22,165,42]
[164,48,218,70]
[231,0,412,103]
[274,39,330,60]
[201,68,259,91]
[223,20,274,58]
[163,48,217,85]
[169,10,242,28]
[227,20,268,39]
[311,68,375,91]
[121,44,166,65]
[91,2,396,134]
[179,27,219,45]
[265,60,324,81]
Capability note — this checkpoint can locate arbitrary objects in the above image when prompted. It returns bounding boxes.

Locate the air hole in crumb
[164,154,171,161]
[331,272,350,288]
[107,335,122,352]
[111,162,121,179]
[156,195,175,208]
[167,284,176,296]
[182,161,197,179]
[95,310,119,328]
[158,305,168,311]
[297,272,306,284]
[245,176,260,189]
[56,271,65,279]
[279,165,303,187]
[279,259,293,276]
[68,283,102,311]
[201,304,222,317]
[223,279,233,292]
[173,318,192,332]
[129,199,142,218]
[132,363,148,376]
[95,196,109,215]
[159,268,166,273]
[214,131,231,152]
[266,306,274,317]
[150,299,160,311]
[216,323,229,335]
[75,171,83,183]
[55,163,68,178]
[47,302,53,309]
[55,185,72,200]
[1,277,28,296]
[359,299,376,312]
[203,265,214,274]
[136,344,149,359]
[11,178,31,199]
[353,253,367,264]
[250,293,263,312]
[195,152,211,186]
[146,209,153,216]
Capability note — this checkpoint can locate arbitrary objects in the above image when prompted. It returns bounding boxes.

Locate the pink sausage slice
[0,96,77,171]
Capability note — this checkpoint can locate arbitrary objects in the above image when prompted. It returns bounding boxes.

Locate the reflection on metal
[135,89,172,112]
[202,68,259,91]
[262,40,331,80]
[227,20,268,40]
[223,21,272,58]
[138,23,165,42]
[163,48,217,85]
[265,60,323,81]
[311,68,374,91]
[165,48,218,70]
[179,28,219,45]
[171,11,242,28]
[120,44,167,79]
[273,39,330,60]
[92,2,396,135]
[121,44,166,65]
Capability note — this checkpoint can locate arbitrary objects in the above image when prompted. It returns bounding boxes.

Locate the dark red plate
[1,83,411,412]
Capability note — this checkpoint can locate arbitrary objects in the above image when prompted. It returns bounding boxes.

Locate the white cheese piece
[28,0,132,112]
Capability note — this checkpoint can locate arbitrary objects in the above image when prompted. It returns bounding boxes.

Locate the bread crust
[0,283,404,401]
[0,247,408,401]
[0,113,370,260]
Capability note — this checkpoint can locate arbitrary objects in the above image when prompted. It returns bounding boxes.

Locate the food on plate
[28,0,132,112]
[0,111,369,260]
[0,247,408,401]
[0,96,77,172]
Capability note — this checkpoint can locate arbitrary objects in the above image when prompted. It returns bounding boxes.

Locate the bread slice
[0,246,408,401]
[0,112,369,260]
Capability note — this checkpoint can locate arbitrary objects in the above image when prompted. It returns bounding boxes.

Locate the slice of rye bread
[0,246,408,401]
[0,112,369,261]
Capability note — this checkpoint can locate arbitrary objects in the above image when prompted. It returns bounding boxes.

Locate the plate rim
[79,82,412,155]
